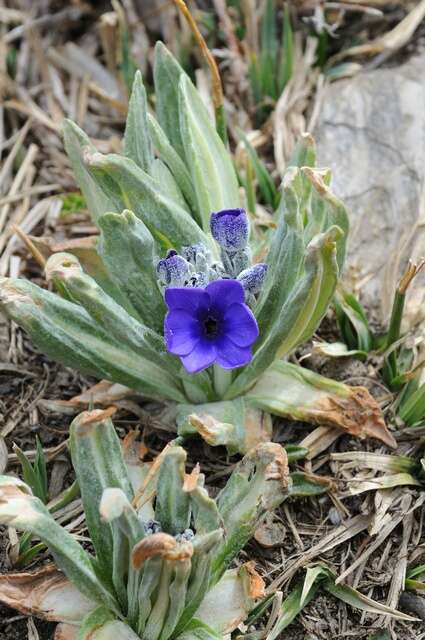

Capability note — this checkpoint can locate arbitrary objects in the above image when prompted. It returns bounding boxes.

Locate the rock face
[315,55,425,319]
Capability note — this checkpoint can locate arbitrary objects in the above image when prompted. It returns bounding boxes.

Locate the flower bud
[237,263,268,294]
[210,208,249,253]
[182,243,211,272]
[157,250,191,287]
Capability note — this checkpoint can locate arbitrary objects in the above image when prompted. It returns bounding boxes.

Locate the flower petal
[223,303,259,347]
[181,339,217,374]
[165,310,200,356]
[165,287,209,315]
[205,279,245,314]
[215,336,253,369]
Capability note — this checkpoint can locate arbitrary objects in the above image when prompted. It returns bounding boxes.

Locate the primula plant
[0,409,290,640]
[0,42,395,452]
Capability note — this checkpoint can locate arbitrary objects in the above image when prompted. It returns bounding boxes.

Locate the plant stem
[213,365,232,398]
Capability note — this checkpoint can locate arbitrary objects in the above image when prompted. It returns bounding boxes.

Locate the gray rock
[315,55,425,318]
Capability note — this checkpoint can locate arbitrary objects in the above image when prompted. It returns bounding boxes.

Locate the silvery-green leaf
[301,167,349,271]
[287,132,316,169]
[154,446,191,536]
[154,42,190,160]
[150,158,190,214]
[147,114,199,218]
[246,360,396,448]
[97,210,165,333]
[124,70,153,172]
[195,569,255,635]
[0,277,186,403]
[45,252,177,374]
[78,607,140,640]
[178,75,240,233]
[254,173,304,341]
[69,410,134,592]
[213,443,290,583]
[84,151,208,251]
[176,619,223,640]
[0,478,118,614]
[159,559,192,640]
[62,120,118,226]
[176,397,272,455]
[227,226,342,399]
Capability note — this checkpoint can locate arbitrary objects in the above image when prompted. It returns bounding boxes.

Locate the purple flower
[210,208,249,253]
[164,279,259,374]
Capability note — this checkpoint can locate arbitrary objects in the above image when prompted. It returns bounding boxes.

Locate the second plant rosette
[0,43,395,452]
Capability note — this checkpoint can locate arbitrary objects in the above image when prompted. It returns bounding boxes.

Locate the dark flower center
[203,316,219,338]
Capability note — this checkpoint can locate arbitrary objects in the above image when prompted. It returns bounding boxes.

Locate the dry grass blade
[330,0,425,62]
[268,514,371,589]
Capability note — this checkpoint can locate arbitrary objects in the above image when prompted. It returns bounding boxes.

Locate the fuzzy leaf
[178,75,240,233]
[124,70,153,172]
[84,150,208,251]
[62,120,116,226]
[97,210,165,332]
[247,361,396,448]
[0,277,185,402]
[69,410,134,591]
[213,443,290,583]
[147,114,199,218]
[154,446,191,536]
[154,42,187,160]
[0,478,118,613]
[227,226,342,398]
[176,397,272,454]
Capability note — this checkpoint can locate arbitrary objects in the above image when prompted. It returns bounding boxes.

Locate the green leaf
[97,210,165,333]
[259,0,278,99]
[124,70,153,172]
[289,472,331,497]
[85,150,208,251]
[176,397,272,455]
[45,251,177,376]
[154,445,191,536]
[227,226,341,399]
[151,158,190,213]
[278,3,294,93]
[0,277,186,403]
[287,133,316,169]
[212,443,289,583]
[266,582,319,640]
[69,410,134,592]
[147,114,199,219]
[0,477,118,614]
[14,436,48,504]
[178,75,240,233]
[324,579,418,621]
[78,607,140,640]
[176,619,223,640]
[246,360,396,449]
[62,120,118,226]
[238,130,278,208]
[335,287,372,353]
[154,42,188,160]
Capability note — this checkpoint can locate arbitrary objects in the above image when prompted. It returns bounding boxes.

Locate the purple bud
[237,263,268,294]
[210,208,249,253]
[157,249,191,287]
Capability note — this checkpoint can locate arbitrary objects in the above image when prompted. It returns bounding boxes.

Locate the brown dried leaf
[132,532,193,569]
[0,565,94,623]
